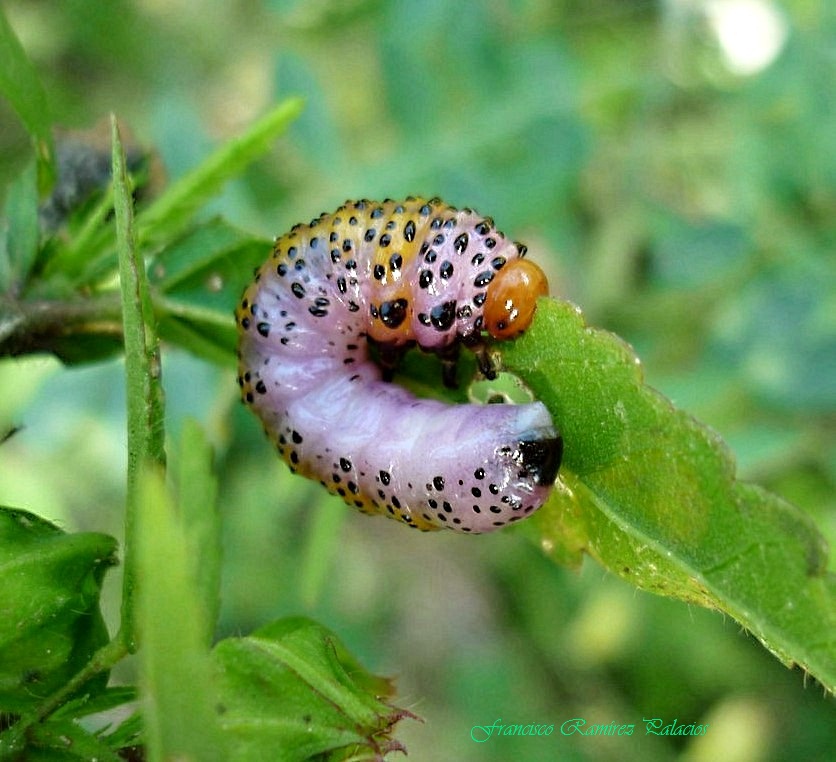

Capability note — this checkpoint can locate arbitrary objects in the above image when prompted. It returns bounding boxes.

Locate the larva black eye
[236,198,559,533]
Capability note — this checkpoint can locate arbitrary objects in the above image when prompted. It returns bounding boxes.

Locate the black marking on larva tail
[516,433,563,486]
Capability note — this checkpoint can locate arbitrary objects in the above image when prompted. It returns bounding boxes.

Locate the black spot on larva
[379,298,409,329]
[386,220,396,230]
[292,430,303,444]
[255,380,267,394]
[256,322,270,337]
[345,259,357,270]
[454,232,468,254]
[474,468,485,479]
[440,261,454,279]
[342,239,353,252]
[471,252,485,266]
[429,300,456,331]
[379,470,391,485]
[288,246,298,259]
[474,271,494,288]
[389,253,402,271]
[340,457,352,472]
[433,233,445,246]
[489,483,500,495]
[291,282,305,298]
[419,204,431,216]
[516,242,528,257]
[349,216,358,225]
[241,317,250,329]
[309,295,330,317]
[443,501,453,512]
[475,220,492,235]
[330,230,339,241]
[485,237,497,249]
[471,487,482,498]
[473,292,487,307]
[310,237,319,249]
[370,207,383,219]
[391,496,401,509]
[491,256,506,270]
[379,233,391,247]
[456,304,472,319]
[294,259,306,271]
[290,450,299,464]
[330,249,341,263]
[373,264,385,280]
[433,475,445,491]
[424,249,438,264]
[277,263,288,276]
[337,276,347,293]
[364,228,376,242]
[348,301,360,312]
[418,312,431,326]
[428,498,438,509]
[430,217,442,230]
[404,220,416,241]
[369,303,379,319]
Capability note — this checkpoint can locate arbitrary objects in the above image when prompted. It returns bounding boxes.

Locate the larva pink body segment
[236,197,561,533]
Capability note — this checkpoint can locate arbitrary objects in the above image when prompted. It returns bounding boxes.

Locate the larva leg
[371,340,410,382]
[436,342,460,389]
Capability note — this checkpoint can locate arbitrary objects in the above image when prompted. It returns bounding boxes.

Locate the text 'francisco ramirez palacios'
[470,717,709,742]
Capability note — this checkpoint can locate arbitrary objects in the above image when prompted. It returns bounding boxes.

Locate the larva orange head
[483,259,549,340]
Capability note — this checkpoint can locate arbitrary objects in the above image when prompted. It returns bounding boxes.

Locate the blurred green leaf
[149,218,270,364]
[0,507,117,714]
[0,161,39,295]
[136,467,225,762]
[172,418,221,647]
[212,617,414,761]
[0,6,55,192]
[505,298,836,690]
[136,98,304,243]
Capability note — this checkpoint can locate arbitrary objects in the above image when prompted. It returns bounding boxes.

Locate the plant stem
[0,293,123,358]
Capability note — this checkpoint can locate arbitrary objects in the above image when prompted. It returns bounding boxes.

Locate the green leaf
[136,466,226,762]
[0,507,117,714]
[26,717,125,762]
[136,98,303,243]
[0,6,55,191]
[211,617,415,761]
[112,115,166,647]
[503,298,836,690]
[149,218,271,364]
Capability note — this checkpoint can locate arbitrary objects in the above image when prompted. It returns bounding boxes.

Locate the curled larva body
[236,197,561,533]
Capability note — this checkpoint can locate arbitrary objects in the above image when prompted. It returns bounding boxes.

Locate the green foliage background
[1,1,833,759]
